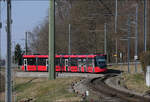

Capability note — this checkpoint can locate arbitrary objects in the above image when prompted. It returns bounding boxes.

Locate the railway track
[90,74,150,102]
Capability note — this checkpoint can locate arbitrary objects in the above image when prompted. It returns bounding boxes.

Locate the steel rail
[90,74,150,102]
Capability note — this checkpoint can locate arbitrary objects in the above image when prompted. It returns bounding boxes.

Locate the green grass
[14,77,82,102]
[14,79,34,92]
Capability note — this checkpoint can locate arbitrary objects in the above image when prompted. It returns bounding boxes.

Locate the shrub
[140,51,150,76]
[0,73,5,92]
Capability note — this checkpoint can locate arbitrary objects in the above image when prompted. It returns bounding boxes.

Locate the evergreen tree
[14,43,22,65]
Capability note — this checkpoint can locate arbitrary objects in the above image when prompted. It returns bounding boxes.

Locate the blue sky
[0,1,49,58]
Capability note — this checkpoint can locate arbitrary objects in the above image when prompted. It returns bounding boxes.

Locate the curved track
[90,74,150,102]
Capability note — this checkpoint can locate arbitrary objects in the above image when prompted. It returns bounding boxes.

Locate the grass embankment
[108,64,142,73]
[123,73,150,93]
[14,77,82,102]
[108,64,150,93]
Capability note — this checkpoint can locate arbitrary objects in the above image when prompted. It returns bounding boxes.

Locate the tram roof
[23,55,48,58]
[23,54,106,58]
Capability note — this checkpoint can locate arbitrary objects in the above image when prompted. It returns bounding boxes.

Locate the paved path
[15,72,104,78]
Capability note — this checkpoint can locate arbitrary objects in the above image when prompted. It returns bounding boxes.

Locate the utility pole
[115,0,118,63]
[5,0,12,101]
[25,32,27,55]
[135,4,138,73]
[68,24,71,55]
[115,0,118,33]
[49,0,55,80]
[115,39,118,63]
[104,23,107,54]
[144,0,147,52]
[0,1,2,67]
[127,15,131,73]
[0,2,2,94]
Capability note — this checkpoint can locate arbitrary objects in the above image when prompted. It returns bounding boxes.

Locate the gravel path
[15,72,104,78]
[72,77,123,102]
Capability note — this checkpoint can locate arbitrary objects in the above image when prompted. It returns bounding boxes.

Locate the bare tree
[28,0,150,63]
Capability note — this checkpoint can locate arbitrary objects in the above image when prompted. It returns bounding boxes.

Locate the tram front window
[95,56,106,68]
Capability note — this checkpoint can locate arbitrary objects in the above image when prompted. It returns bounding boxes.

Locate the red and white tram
[21,54,107,73]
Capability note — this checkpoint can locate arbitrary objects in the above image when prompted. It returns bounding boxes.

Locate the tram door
[65,59,69,71]
[83,59,87,72]
[60,58,65,72]
[92,58,95,72]
[24,59,27,71]
[87,58,95,72]
[78,58,87,72]
[78,59,82,72]
[46,59,48,71]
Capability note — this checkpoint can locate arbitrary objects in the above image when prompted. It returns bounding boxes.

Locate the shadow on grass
[13,78,37,92]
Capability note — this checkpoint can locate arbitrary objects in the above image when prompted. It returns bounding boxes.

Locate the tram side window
[55,58,60,66]
[27,58,36,65]
[38,58,46,65]
[83,59,87,66]
[87,58,93,67]
[70,58,77,66]
[61,58,67,66]
[78,58,83,66]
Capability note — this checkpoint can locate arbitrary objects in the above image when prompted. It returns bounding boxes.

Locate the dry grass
[0,68,5,102]
[108,63,143,74]
[13,77,82,102]
[0,74,83,102]
[108,64,150,94]
[1,64,148,101]
[123,73,150,93]
[0,67,83,102]
[0,73,5,92]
